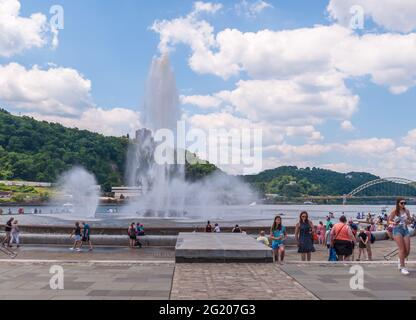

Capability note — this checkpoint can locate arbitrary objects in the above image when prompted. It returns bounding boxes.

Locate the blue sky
[1,0,416,178]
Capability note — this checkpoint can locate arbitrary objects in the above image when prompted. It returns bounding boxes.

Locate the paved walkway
[0,245,175,261]
[281,263,416,300]
[170,263,317,300]
[0,239,414,300]
[0,261,174,300]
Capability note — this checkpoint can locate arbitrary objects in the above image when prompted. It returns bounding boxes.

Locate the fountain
[52,167,100,219]
[124,55,258,219]
[125,55,186,217]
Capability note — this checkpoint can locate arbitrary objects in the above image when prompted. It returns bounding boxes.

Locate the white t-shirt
[325,230,332,245]
[214,226,221,233]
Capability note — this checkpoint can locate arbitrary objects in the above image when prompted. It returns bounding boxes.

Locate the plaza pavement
[0,238,415,300]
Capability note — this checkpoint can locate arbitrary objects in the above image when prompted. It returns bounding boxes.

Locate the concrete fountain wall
[1,227,412,247]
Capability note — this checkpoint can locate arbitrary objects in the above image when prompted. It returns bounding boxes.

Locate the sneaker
[401,268,410,275]
[76,248,82,252]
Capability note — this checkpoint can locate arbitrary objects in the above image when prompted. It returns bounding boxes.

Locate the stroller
[0,238,17,259]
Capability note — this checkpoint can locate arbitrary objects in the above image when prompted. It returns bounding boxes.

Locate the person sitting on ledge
[136,222,145,236]
[214,223,221,233]
[232,225,242,233]
[205,221,212,233]
[256,231,270,247]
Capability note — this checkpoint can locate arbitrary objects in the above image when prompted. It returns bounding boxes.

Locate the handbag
[309,222,319,242]
[329,247,338,261]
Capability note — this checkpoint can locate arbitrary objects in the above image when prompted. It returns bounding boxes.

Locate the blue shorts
[272,242,284,250]
[393,226,410,238]
[74,235,82,241]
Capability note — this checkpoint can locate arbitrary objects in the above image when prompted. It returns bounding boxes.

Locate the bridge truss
[347,177,416,198]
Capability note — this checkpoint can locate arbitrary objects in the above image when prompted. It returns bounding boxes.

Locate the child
[357,228,368,261]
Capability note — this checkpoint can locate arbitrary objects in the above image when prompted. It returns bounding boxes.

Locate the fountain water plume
[124,55,259,218]
[53,167,99,219]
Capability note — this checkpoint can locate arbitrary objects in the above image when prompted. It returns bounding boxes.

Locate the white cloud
[341,120,355,131]
[340,138,396,155]
[0,63,93,116]
[285,126,323,141]
[151,2,221,56]
[215,72,359,125]
[274,143,333,159]
[321,162,359,173]
[0,62,139,137]
[235,0,273,18]
[0,0,58,57]
[193,1,223,15]
[26,108,141,137]
[327,0,416,33]
[180,94,222,109]
[153,11,416,93]
[403,129,416,146]
[187,112,284,147]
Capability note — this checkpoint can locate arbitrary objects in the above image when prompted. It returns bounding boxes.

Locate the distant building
[0,191,12,199]
[112,187,143,200]
[0,180,52,187]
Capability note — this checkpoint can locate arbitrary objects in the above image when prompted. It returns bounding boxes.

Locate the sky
[1,0,416,178]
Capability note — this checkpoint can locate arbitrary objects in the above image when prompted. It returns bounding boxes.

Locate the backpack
[370,233,376,244]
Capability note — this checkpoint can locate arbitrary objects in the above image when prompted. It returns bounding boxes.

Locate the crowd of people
[1,197,414,275]
[245,197,414,275]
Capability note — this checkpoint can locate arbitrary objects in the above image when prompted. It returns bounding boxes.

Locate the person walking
[2,218,14,247]
[325,216,332,231]
[389,198,412,275]
[270,216,287,264]
[325,223,333,249]
[128,223,138,248]
[81,222,93,251]
[331,216,355,261]
[9,220,20,248]
[317,221,325,246]
[70,222,82,252]
[295,212,315,261]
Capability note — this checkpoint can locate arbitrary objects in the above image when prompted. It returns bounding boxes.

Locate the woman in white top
[388,198,412,275]
[9,220,20,248]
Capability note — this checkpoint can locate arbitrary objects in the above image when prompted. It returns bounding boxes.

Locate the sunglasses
[400,202,407,205]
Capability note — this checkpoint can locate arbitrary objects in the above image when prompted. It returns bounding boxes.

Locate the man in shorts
[81,222,93,251]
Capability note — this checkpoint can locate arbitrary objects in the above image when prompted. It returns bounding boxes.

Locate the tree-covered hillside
[243,166,380,197]
[0,108,388,199]
[0,108,220,191]
[0,108,129,188]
